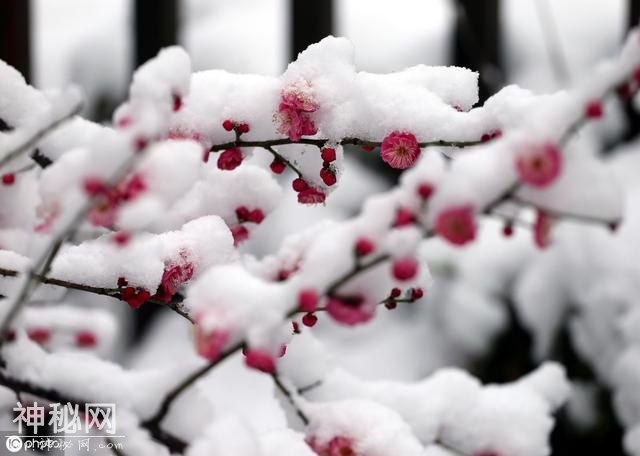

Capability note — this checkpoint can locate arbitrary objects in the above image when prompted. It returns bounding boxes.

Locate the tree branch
[0,267,193,324]
[325,254,391,297]
[142,340,244,429]
[209,136,482,153]
[272,373,309,425]
[0,238,64,347]
[0,100,83,169]
[510,195,621,226]
[142,250,397,430]
[0,150,145,347]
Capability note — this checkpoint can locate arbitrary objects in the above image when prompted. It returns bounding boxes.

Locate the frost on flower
[275,79,319,141]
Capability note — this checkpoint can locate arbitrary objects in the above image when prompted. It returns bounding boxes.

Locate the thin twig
[326,254,391,297]
[272,373,309,425]
[0,100,83,169]
[510,195,621,226]
[298,380,323,395]
[434,439,470,456]
[0,151,139,346]
[265,145,303,177]
[0,267,193,324]
[143,340,245,429]
[0,238,64,346]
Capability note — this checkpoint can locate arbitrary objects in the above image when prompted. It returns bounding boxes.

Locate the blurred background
[0,0,637,119]
[2,1,640,455]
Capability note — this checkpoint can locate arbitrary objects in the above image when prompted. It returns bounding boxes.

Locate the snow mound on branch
[176,36,536,202]
[306,363,569,456]
[50,215,235,291]
[0,59,48,127]
[0,335,194,418]
[306,398,425,456]
[14,305,118,356]
[187,417,315,456]
[129,46,191,109]
[157,164,283,232]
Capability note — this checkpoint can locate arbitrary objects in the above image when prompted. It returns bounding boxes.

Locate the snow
[50,215,235,292]
[14,305,118,356]
[299,362,568,456]
[0,60,48,127]
[306,398,425,456]
[2,335,195,419]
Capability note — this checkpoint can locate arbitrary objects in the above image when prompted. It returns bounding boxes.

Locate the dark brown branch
[298,380,323,395]
[209,136,482,153]
[0,267,193,324]
[31,149,53,168]
[143,340,244,429]
[510,195,621,226]
[0,100,83,169]
[265,145,303,177]
[326,254,391,296]
[434,440,471,456]
[0,238,64,346]
[272,373,309,425]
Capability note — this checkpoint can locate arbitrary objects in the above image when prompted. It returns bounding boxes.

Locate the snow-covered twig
[0,98,82,169]
[0,239,64,348]
[0,153,138,346]
[272,373,310,425]
[142,340,244,430]
[0,267,193,323]
[208,136,483,153]
[511,194,622,226]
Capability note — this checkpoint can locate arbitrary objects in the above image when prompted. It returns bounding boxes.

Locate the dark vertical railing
[290,0,333,61]
[625,0,640,141]
[134,0,178,67]
[132,0,178,338]
[630,0,640,27]
[0,0,31,83]
[453,0,502,102]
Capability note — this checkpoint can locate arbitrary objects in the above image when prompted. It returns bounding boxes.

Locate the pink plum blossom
[516,143,562,187]
[380,131,421,169]
[435,205,477,245]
